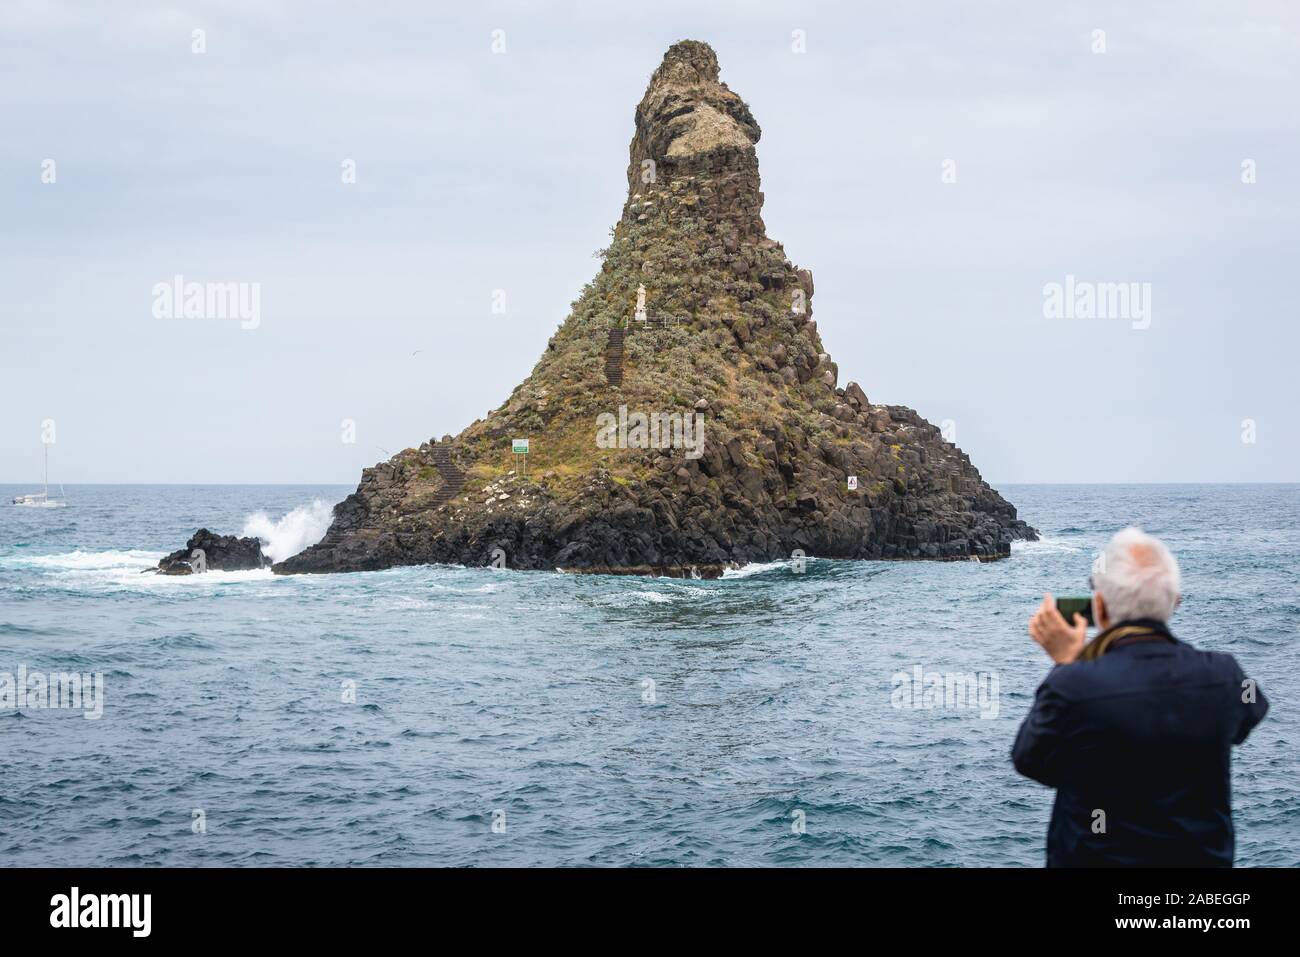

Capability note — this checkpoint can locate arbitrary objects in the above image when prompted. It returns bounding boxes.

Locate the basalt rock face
[156,529,271,575]
[276,41,1035,576]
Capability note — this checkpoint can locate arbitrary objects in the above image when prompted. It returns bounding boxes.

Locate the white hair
[1091,527,1181,623]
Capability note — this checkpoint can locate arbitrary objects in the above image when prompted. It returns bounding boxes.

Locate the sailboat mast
[44,444,49,498]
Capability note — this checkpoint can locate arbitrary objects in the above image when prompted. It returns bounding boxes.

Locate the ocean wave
[386,596,489,612]
[621,590,679,605]
[241,500,333,563]
[1,549,280,588]
[589,587,706,607]
[723,559,816,579]
[3,549,163,571]
[135,568,276,585]
[1011,538,1085,555]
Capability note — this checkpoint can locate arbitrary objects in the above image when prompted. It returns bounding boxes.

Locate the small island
[185,41,1038,577]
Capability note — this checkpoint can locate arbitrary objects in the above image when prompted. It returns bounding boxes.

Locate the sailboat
[11,444,66,507]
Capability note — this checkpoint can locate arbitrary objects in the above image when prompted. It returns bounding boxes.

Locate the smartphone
[1055,596,1094,625]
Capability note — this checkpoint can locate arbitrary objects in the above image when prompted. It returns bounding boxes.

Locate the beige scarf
[1077,622,1172,662]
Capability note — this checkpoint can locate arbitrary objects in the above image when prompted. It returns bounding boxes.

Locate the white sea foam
[591,586,707,607]
[627,590,676,603]
[241,500,333,563]
[1,549,275,589]
[1012,537,1085,555]
[722,559,808,578]
[12,549,163,571]
[134,568,275,586]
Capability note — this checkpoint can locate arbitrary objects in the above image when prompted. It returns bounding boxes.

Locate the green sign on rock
[512,439,529,455]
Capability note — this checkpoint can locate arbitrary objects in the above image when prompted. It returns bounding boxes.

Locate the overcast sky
[3,0,1297,484]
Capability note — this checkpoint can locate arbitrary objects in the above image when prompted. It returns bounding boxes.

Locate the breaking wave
[5,549,162,571]
[722,559,809,578]
[1011,537,1085,555]
[241,500,333,563]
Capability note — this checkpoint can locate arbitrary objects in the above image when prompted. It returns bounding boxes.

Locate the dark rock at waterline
[273,41,1037,578]
[155,529,270,575]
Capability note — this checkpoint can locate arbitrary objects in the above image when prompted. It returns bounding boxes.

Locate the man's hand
[1029,593,1088,664]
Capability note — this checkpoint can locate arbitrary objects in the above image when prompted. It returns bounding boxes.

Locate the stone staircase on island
[605,327,626,386]
[428,444,465,506]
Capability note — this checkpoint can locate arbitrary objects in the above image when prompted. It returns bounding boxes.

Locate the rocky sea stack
[276,40,1036,577]
[155,529,271,575]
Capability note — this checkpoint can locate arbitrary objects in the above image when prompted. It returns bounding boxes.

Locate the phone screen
[1055,596,1094,625]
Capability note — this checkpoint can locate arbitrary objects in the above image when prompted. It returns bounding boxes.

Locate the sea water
[0,483,1295,866]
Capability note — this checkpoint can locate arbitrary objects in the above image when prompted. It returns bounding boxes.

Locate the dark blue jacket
[1012,621,1268,867]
